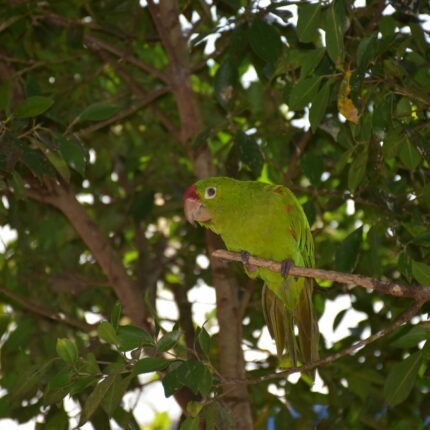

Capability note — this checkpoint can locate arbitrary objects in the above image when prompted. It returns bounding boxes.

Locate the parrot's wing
[275,185,315,268]
[267,185,319,373]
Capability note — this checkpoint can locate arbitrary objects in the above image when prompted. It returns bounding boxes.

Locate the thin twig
[77,87,169,137]
[284,130,312,185]
[40,11,168,83]
[212,250,430,301]
[0,286,94,331]
[227,299,424,385]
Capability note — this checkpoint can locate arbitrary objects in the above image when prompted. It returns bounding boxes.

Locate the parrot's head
[183,177,236,226]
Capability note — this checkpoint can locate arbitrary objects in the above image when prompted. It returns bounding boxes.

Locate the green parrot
[183,177,319,370]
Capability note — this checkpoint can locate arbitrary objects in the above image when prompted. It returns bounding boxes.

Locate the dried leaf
[338,70,359,123]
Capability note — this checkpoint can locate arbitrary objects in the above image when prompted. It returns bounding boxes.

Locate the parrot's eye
[204,187,216,199]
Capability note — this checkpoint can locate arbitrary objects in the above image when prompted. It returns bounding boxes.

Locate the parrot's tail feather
[262,285,297,365]
[294,278,320,379]
[263,280,319,379]
[262,284,286,357]
[284,310,298,367]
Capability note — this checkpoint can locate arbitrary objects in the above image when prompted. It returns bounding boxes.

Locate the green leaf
[70,376,98,396]
[348,146,368,192]
[44,369,73,405]
[98,321,119,345]
[111,302,122,330]
[79,373,118,425]
[198,365,212,397]
[384,351,423,406]
[219,0,240,10]
[333,309,347,332]
[297,3,321,43]
[356,32,378,73]
[0,397,11,419]
[187,401,204,418]
[235,131,264,176]
[412,260,430,285]
[335,226,363,273]
[12,358,57,402]
[59,137,86,176]
[117,324,153,351]
[22,148,54,179]
[309,81,330,132]
[214,59,237,109]
[248,17,282,65]
[78,102,122,122]
[156,330,180,353]
[162,360,212,398]
[43,149,71,182]
[373,97,392,132]
[197,326,211,356]
[133,357,170,375]
[414,231,430,247]
[102,374,132,416]
[325,1,344,64]
[335,146,354,174]
[10,171,26,200]
[0,81,12,113]
[56,338,78,365]
[302,200,316,227]
[178,360,212,397]
[422,184,430,207]
[399,251,413,283]
[300,152,324,185]
[382,131,403,158]
[288,76,322,110]
[300,48,325,79]
[14,96,54,118]
[162,364,184,397]
[130,190,155,223]
[391,326,428,348]
[180,416,200,430]
[398,138,421,171]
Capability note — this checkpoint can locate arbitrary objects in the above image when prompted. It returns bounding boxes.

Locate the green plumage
[189,177,319,370]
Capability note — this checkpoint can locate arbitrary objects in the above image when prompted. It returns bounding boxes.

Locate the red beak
[183,184,212,225]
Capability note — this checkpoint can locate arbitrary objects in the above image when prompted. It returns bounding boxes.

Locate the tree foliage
[1,0,430,428]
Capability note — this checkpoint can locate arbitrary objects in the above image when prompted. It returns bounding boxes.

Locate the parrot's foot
[240,250,250,264]
[280,258,294,279]
[240,250,256,273]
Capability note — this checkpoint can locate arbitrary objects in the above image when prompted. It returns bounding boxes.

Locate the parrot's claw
[281,258,294,279]
[240,250,257,273]
[240,250,251,265]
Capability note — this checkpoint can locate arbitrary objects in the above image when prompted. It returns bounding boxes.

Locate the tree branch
[0,286,94,331]
[91,49,180,138]
[27,181,152,330]
[227,298,425,385]
[212,250,430,301]
[77,87,169,137]
[39,11,168,83]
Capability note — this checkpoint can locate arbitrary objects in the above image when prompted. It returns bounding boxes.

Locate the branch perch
[0,286,94,331]
[212,250,430,301]
[227,298,425,385]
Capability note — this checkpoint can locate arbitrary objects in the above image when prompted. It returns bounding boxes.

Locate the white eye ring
[204,187,216,199]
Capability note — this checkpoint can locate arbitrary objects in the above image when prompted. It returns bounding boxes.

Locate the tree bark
[29,182,151,329]
[147,2,254,428]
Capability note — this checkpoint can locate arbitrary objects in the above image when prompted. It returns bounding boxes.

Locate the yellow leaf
[338,70,360,123]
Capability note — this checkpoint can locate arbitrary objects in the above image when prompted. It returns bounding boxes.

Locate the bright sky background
[1,0,430,428]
